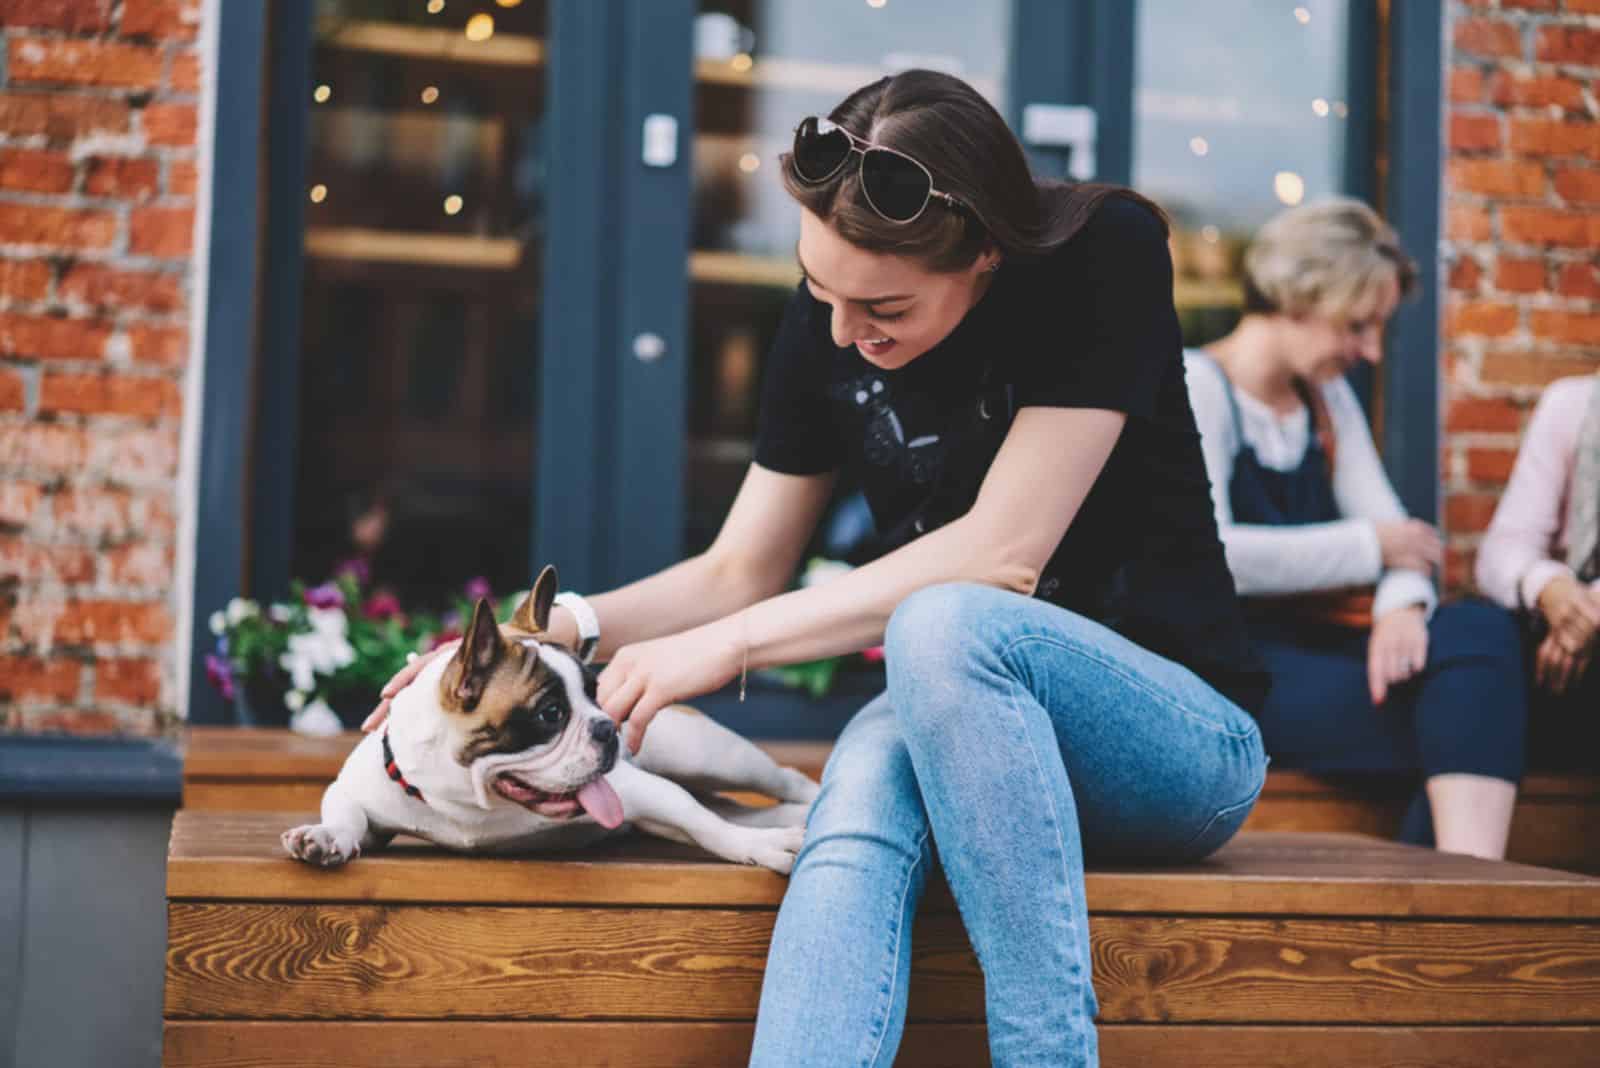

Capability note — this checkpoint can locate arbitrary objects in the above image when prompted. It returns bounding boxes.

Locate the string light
[1274,171,1305,206]
[1189,136,1209,157]
[465,13,494,41]
[1294,6,1311,23]
[313,84,332,104]
[730,53,753,72]
[426,0,444,13]
[421,85,440,104]
[444,194,464,215]
[1201,225,1220,243]
[1332,100,1349,118]
[1312,97,1330,117]
[867,0,889,7]
[739,153,760,173]
[496,0,523,6]
[309,184,328,203]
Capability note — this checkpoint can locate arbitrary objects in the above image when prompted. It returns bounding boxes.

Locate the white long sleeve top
[1184,351,1437,620]
[1475,375,1600,613]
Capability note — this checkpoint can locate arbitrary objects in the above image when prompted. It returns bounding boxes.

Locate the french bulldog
[282,566,820,873]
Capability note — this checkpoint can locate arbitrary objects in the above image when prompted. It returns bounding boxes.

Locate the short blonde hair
[1242,197,1417,320]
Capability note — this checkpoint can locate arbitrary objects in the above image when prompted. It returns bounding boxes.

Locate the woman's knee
[799,710,930,873]
[1428,598,1522,668]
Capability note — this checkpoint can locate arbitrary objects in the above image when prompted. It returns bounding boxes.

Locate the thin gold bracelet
[738,609,749,703]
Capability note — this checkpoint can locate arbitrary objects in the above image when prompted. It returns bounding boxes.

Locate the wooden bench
[182,727,1600,873]
[164,810,1600,1067]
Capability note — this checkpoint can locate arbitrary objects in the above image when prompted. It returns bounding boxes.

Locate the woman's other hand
[597,622,743,755]
[1534,576,1600,695]
[1535,630,1593,696]
[1367,604,1429,705]
[1374,520,1443,574]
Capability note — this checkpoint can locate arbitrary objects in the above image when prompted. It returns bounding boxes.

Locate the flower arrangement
[205,572,524,735]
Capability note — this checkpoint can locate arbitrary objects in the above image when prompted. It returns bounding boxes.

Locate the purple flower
[303,583,345,610]
[332,555,372,587]
[362,591,403,621]
[463,575,493,602]
[204,653,237,701]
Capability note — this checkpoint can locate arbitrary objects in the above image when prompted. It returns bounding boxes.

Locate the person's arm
[1323,377,1438,619]
[1184,355,1385,595]
[1476,378,1588,612]
[546,464,839,659]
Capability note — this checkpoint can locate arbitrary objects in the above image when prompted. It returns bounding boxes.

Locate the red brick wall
[1443,0,1599,590]
[0,0,201,735]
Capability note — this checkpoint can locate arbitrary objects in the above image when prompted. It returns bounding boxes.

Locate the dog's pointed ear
[512,565,558,634]
[448,598,504,711]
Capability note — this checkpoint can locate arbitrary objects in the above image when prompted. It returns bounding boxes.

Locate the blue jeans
[749,584,1268,1068]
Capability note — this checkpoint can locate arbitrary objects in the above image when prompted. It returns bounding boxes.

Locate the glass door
[283,0,550,611]
[683,0,1018,559]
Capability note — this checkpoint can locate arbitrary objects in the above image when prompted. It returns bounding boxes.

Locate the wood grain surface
[165,903,1600,1024]
[167,811,1600,918]
[162,1021,1600,1068]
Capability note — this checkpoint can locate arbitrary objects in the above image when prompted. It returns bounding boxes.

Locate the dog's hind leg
[634,706,819,804]
[281,783,390,868]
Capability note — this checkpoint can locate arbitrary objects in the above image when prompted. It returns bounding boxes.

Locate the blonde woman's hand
[1367,604,1429,705]
[1374,520,1443,575]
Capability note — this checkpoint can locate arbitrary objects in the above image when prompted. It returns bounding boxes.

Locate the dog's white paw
[743,824,806,876]
[281,823,361,868]
[778,766,821,805]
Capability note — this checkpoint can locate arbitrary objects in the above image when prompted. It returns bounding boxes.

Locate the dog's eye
[536,702,565,726]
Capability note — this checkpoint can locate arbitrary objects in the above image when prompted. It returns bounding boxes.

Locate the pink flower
[332,555,372,587]
[362,591,403,621]
[303,583,345,610]
[463,576,493,602]
[861,645,885,664]
[204,654,237,701]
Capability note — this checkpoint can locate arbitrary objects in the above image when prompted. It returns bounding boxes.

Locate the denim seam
[862,823,932,1068]
[1177,761,1268,857]
[1000,633,1258,740]
[998,671,1094,1063]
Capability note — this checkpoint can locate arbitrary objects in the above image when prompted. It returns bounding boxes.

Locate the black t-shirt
[754,196,1268,714]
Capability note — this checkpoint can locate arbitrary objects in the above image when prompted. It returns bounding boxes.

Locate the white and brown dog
[282,566,819,873]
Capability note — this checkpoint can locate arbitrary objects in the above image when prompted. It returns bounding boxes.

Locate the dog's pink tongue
[576,778,624,829]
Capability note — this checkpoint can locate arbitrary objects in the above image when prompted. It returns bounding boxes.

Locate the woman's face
[796,208,997,371]
[1275,270,1402,385]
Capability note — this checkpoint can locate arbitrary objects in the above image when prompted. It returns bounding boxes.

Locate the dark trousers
[1249,597,1528,846]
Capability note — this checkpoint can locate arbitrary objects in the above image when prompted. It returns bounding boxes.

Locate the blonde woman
[1185,198,1527,859]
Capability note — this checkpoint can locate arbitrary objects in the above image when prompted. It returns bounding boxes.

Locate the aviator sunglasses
[789,115,967,224]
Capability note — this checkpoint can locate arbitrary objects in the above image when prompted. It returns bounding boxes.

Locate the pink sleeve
[1475,379,1591,611]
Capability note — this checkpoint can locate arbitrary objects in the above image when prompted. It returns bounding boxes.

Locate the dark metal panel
[1382,0,1442,522]
[606,0,695,583]
[187,1,268,725]
[0,737,181,802]
[0,809,22,1068]
[248,8,314,604]
[1009,0,1133,184]
[12,806,172,1068]
[533,0,626,591]
[1343,0,1381,412]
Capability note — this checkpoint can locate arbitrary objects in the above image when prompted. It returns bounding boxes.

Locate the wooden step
[164,810,1600,1066]
[181,727,1600,873]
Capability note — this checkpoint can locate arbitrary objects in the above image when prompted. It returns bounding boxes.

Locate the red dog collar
[382,729,425,803]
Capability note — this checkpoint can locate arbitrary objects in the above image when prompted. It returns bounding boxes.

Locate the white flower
[284,689,306,712]
[226,597,259,626]
[278,608,357,692]
[291,699,343,737]
[800,558,854,588]
[268,604,292,623]
[209,611,226,636]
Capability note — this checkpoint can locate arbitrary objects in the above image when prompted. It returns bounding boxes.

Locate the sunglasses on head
[790,116,967,224]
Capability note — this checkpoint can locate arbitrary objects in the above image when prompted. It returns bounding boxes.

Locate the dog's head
[439,565,623,826]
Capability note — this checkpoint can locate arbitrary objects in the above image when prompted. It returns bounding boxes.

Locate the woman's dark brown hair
[780,69,1165,273]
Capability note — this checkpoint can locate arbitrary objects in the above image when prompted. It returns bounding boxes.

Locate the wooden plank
[184,781,328,812]
[162,1021,1600,1068]
[166,812,1600,918]
[165,903,1600,1024]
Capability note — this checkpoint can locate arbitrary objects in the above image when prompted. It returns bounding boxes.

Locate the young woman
[1476,371,1600,764]
[374,70,1268,1067]
[1186,198,1527,859]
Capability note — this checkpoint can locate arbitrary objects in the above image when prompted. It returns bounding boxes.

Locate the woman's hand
[597,620,743,754]
[1535,630,1593,696]
[361,641,459,733]
[1367,604,1429,705]
[1374,519,1443,574]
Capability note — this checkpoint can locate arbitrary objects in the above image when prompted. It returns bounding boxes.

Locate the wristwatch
[552,591,600,664]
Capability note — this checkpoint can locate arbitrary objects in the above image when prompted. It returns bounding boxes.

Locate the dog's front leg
[281,782,389,868]
[607,762,804,875]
